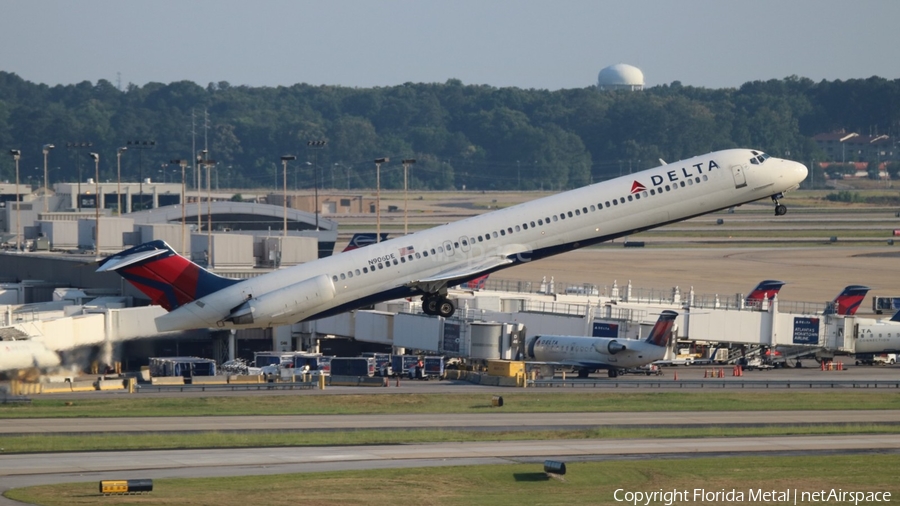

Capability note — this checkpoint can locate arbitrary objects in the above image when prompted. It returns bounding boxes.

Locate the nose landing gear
[772,193,787,216]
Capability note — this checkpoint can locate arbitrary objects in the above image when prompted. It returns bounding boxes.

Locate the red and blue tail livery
[645,310,677,346]
[746,280,787,303]
[826,285,870,316]
[97,240,240,311]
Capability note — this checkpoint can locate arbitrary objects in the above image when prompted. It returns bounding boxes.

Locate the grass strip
[3,391,900,419]
[3,423,899,453]
[7,454,900,506]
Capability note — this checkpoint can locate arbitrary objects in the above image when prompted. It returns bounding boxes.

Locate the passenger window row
[332,173,711,283]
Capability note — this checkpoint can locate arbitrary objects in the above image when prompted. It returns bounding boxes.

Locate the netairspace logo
[614,488,892,505]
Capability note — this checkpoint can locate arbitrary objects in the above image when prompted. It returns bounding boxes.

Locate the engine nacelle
[227,274,335,326]
[597,340,626,355]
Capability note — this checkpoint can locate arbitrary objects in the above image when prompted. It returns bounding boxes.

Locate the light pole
[374,157,388,243]
[196,150,207,232]
[280,155,296,237]
[65,142,92,211]
[170,159,189,256]
[307,140,326,231]
[42,144,54,212]
[402,159,415,235]
[89,152,100,256]
[116,147,127,214]
[336,163,350,190]
[197,153,216,263]
[127,140,155,211]
[9,149,21,252]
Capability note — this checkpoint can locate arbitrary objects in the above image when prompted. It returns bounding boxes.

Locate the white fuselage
[155,149,807,331]
[531,335,667,370]
[855,322,900,354]
[0,340,61,372]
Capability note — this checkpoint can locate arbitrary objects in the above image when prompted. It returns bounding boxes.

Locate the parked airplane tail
[342,233,389,252]
[825,285,871,316]
[97,240,240,311]
[645,310,678,347]
[460,274,490,290]
[890,309,900,322]
[746,280,786,303]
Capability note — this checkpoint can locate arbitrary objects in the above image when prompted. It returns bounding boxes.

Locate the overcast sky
[2,0,898,91]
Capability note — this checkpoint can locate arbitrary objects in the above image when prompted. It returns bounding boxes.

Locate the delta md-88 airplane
[98,149,807,332]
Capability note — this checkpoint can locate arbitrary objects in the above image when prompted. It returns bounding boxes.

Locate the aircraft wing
[407,256,513,294]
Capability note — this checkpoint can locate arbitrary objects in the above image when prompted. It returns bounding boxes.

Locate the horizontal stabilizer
[96,248,167,272]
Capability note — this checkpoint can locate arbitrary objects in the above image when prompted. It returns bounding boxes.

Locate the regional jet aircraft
[0,340,61,378]
[98,149,807,332]
[526,310,678,378]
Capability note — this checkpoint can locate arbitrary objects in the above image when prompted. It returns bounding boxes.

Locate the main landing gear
[422,295,456,317]
[772,193,787,216]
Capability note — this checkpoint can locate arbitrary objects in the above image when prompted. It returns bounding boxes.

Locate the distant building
[597,64,644,91]
[812,131,895,162]
[267,193,377,215]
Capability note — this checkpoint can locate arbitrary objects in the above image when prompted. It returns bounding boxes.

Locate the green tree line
[0,72,898,191]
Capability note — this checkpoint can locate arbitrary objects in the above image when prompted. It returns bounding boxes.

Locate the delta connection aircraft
[98,149,808,332]
[526,310,677,378]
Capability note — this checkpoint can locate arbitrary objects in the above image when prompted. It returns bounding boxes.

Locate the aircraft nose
[794,161,809,183]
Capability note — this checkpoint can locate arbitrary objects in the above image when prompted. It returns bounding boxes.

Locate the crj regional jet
[98,149,807,332]
[526,310,677,378]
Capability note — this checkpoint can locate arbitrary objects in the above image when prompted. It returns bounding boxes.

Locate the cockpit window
[749,152,770,165]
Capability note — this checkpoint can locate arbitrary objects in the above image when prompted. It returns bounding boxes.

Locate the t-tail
[97,240,240,311]
[824,285,870,316]
[645,310,678,346]
[746,280,786,303]
[890,309,900,323]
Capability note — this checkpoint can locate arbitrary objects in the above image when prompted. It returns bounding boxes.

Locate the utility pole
[126,140,155,211]
[307,140,326,230]
[197,153,216,266]
[280,155,296,237]
[170,159,189,256]
[89,152,100,257]
[402,159,416,235]
[65,142,92,211]
[116,147,127,213]
[374,158,388,243]
[42,144,54,212]
[9,149,21,252]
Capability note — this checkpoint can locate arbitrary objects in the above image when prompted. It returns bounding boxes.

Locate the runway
[3,435,899,502]
[3,410,900,434]
[3,408,900,504]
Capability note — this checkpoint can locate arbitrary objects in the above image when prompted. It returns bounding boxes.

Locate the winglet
[645,310,677,346]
